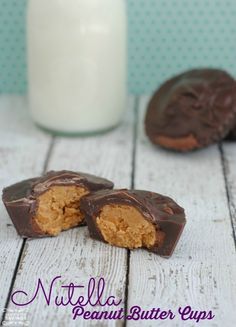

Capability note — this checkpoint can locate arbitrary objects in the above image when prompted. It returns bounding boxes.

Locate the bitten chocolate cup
[145,69,236,152]
[80,189,186,258]
[2,170,114,238]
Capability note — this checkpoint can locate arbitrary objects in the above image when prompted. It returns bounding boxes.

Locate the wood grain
[221,143,236,241]
[126,96,236,327]
[5,98,135,327]
[0,96,52,320]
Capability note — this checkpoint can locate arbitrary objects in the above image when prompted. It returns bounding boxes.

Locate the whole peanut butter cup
[145,69,236,151]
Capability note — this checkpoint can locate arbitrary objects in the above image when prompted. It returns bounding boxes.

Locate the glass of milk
[27,0,127,135]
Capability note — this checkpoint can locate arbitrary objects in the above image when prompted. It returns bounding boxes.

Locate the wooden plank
[127,96,236,327]
[0,96,52,320]
[5,98,135,327]
[221,143,236,240]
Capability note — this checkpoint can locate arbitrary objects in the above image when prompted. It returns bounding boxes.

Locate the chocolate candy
[2,170,113,238]
[145,69,236,151]
[80,189,186,257]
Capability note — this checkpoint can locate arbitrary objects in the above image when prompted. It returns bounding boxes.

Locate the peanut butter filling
[155,134,199,151]
[96,204,164,249]
[34,186,88,236]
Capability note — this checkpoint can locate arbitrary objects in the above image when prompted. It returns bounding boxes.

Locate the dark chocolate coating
[2,170,114,238]
[145,69,236,151]
[80,189,186,258]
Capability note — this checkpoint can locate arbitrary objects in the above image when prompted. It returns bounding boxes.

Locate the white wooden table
[0,95,236,327]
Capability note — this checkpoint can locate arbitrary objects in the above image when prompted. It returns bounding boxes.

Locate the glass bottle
[27,0,127,135]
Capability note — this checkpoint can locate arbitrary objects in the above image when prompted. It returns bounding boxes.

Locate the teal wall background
[0,0,236,95]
